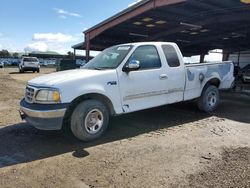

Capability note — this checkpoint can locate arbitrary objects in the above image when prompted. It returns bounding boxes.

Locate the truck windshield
[83,45,132,70]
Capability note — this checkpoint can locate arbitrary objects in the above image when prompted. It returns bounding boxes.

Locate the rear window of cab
[23,58,38,62]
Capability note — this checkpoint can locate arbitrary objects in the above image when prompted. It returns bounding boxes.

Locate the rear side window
[128,45,161,70]
[162,45,180,67]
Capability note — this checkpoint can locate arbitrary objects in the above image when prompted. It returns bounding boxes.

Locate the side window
[162,45,180,67]
[128,45,161,70]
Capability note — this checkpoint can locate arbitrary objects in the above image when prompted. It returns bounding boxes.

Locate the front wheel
[197,85,219,112]
[70,100,109,141]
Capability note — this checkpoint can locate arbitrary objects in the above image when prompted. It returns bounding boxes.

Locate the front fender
[60,83,123,115]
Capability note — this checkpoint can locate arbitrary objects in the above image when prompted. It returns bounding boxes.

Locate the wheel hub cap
[207,91,217,107]
[85,109,104,134]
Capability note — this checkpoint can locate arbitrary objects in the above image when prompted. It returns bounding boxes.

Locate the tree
[67,51,74,59]
[12,52,19,58]
[0,50,10,58]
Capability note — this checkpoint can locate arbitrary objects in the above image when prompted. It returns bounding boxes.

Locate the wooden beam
[154,0,185,7]
[73,49,76,60]
[85,33,90,62]
[200,54,205,63]
[222,49,234,61]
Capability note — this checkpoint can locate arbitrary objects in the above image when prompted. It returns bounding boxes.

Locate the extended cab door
[118,44,183,113]
[159,44,186,103]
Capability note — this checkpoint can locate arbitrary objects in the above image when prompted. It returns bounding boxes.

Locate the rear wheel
[197,85,219,112]
[70,100,109,141]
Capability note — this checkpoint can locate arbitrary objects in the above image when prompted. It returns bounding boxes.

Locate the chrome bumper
[20,99,68,130]
[20,106,66,118]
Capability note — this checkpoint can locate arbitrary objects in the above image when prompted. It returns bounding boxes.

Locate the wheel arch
[63,93,115,124]
[203,78,221,90]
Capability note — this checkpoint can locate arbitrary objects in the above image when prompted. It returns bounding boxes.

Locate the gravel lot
[0,67,249,188]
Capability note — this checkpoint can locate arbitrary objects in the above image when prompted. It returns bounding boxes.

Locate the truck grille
[25,86,36,103]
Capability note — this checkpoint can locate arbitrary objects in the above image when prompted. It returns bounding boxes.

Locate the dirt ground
[0,67,249,188]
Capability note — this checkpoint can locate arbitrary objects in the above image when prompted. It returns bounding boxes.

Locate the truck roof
[118,41,177,46]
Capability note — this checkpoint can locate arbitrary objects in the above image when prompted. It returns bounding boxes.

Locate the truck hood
[28,69,115,87]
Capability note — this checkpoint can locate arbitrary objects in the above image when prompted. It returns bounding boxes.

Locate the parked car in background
[0,61,4,68]
[76,59,86,68]
[19,57,40,73]
[239,64,250,78]
[10,58,21,66]
[242,69,250,83]
[39,61,48,67]
[0,59,10,66]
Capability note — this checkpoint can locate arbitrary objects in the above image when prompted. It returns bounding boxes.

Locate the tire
[70,100,109,141]
[37,69,40,73]
[197,85,219,112]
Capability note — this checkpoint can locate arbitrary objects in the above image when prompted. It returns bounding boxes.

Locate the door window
[162,45,180,67]
[128,45,161,70]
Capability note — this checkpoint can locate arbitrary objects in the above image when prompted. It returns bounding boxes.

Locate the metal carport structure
[73,0,250,62]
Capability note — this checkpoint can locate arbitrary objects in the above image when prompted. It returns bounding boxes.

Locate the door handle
[159,74,168,80]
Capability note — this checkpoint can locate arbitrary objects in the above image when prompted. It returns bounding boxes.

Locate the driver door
[118,45,169,112]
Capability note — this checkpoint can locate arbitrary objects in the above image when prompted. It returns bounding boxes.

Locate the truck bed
[183,61,234,101]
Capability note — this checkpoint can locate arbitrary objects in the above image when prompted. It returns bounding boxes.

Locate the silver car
[19,57,40,73]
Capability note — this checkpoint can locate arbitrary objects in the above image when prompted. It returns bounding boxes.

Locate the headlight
[35,89,61,103]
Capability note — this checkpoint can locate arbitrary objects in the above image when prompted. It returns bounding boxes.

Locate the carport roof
[74,0,250,55]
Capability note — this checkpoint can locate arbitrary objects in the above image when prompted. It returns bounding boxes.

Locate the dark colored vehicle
[242,69,250,83]
[239,64,250,78]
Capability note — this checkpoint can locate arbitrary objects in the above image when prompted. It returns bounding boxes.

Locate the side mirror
[123,60,140,72]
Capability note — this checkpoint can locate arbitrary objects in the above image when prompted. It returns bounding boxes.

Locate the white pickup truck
[20,42,234,141]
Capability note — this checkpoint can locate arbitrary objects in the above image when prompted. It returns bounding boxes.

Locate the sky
[0,0,141,55]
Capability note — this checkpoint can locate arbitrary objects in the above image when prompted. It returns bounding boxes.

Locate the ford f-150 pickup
[20,42,234,141]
